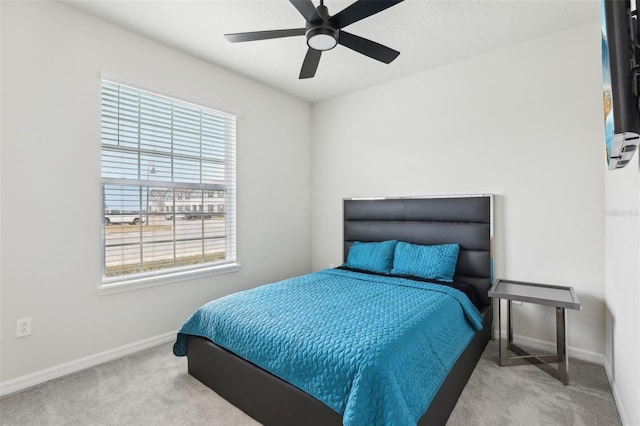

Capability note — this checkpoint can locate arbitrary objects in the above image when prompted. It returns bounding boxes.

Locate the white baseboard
[0,330,177,397]
[492,326,606,365]
[604,360,630,426]
[516,333,605,365]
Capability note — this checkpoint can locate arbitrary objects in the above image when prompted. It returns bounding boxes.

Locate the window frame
[99,72,241,295]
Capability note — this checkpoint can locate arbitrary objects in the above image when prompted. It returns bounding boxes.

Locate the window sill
[98,263,241,296]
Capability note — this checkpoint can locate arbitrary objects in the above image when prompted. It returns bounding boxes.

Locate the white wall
[311,23,606,357]
[605,162,640,425]
[0,1,311,384]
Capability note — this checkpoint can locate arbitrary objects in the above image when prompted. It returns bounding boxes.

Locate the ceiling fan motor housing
[305,5,338,51]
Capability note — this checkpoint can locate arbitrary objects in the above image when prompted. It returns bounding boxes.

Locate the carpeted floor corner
[0,344,260,426]
[0,340,621,425]
[446,342,621,426]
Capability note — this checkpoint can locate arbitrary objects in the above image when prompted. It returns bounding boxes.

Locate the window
[101,78,237,286]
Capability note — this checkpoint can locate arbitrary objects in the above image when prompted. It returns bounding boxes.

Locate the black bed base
[187,305,492,426]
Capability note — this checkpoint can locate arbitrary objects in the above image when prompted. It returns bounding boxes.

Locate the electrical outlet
[16,317,32,338]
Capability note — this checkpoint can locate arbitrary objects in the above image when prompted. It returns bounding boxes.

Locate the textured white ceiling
[64,0,600,103]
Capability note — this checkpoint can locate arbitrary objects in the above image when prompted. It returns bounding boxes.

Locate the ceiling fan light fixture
[306,27,338,51]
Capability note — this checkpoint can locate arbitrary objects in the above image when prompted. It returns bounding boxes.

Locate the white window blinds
[101,79,237,281]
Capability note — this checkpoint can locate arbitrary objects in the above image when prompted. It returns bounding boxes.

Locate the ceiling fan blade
[330,0,404,29]
[299,48,322,79]
[290,0,321,22]
[224,28,306,43]
[338,31,399,64]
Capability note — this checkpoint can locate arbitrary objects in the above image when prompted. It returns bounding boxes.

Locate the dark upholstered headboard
[343,195,493,307]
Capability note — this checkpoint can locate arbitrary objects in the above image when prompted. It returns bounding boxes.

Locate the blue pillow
[391,242,460,282]
[344,240,398,274]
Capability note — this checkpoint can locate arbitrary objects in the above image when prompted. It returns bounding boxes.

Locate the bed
[173,194,494,426]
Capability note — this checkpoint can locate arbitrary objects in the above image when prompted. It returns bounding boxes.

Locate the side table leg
[556,307,569,385]
[498,298,511,366]
[507,299,513,345]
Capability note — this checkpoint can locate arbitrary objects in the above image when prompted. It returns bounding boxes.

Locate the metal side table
[488,279,581,385]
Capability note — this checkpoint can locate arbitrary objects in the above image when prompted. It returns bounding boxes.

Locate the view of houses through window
[148,189,226,218]
[101,79,237,280]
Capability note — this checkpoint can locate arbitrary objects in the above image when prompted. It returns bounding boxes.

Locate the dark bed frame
[187,194,494,426]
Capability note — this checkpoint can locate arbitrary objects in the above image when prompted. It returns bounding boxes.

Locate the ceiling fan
[224,0,404,79]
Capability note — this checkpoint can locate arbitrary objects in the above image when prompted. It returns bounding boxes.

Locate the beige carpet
[446,342,621,426]
[0,340,621,425]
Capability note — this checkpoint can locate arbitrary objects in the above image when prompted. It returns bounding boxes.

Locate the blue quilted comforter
[173,269,482,426]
